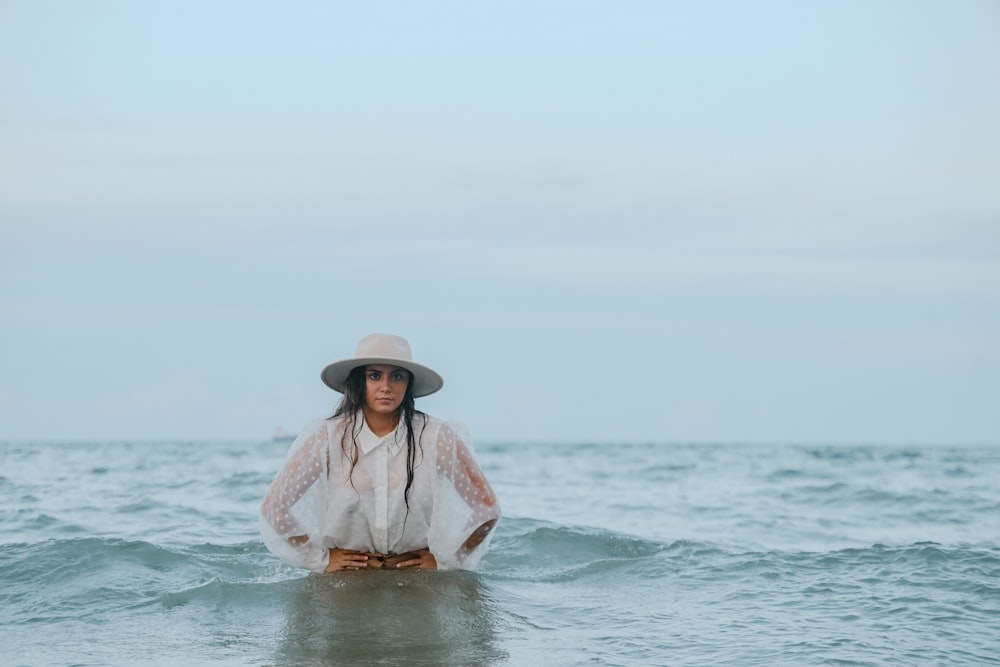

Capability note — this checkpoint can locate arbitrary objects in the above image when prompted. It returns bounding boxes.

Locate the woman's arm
[454,437,499,510]
[455,439,501,551]
[259,423,330,570]
[260,434,323,539]
[458,518,498,556]
[435,423,501,566]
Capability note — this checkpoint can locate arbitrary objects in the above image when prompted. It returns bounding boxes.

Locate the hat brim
[321,357,444,398]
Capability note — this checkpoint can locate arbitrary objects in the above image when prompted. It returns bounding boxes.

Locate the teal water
[2,440,999,666]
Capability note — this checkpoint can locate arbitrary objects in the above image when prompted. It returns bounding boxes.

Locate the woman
[260,333,500,572]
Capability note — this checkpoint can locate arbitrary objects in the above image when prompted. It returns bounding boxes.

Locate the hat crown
[355,333,412,363]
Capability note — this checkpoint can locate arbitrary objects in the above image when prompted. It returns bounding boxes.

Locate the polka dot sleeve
[259,418,331,572]
[428,421,501,570]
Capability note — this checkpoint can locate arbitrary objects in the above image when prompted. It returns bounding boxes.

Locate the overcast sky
[2,1,998,445]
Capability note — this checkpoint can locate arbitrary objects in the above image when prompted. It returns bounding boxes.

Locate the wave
[483,518,1000,586]
[3,522,998,626]
[0,537,279,625]
[484,517,673,582]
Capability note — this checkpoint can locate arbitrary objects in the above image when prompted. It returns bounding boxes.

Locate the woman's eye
[368,372,380,380]
[392,373,405,381]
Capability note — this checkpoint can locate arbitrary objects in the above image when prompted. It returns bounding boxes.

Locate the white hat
[320,333,444,397]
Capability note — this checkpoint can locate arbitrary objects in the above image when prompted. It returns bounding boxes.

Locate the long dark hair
[330,365,427,509]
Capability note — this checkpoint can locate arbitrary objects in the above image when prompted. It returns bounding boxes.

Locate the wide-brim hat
[321,333,444,398]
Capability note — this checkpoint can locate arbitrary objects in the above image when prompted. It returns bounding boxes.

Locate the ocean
[1,438,998,666]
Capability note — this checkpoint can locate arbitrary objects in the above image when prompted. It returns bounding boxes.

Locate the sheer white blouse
[260,412,500,572]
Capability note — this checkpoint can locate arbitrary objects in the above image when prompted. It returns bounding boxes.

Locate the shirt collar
[356,411,407,455]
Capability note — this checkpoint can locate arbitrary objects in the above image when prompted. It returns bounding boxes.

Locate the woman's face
[363,364,410,416]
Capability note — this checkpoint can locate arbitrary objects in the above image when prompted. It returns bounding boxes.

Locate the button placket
[373,439,389,553]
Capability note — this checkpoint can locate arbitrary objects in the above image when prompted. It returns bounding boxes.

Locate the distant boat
[272,428,296,443]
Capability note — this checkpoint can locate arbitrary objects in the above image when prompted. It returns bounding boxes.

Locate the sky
[1,1,998,445]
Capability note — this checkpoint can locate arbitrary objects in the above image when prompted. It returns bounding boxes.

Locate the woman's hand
[325,548,370,572]
[392,548,437,570]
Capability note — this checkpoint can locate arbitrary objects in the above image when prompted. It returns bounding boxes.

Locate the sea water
[1,438,998,666]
